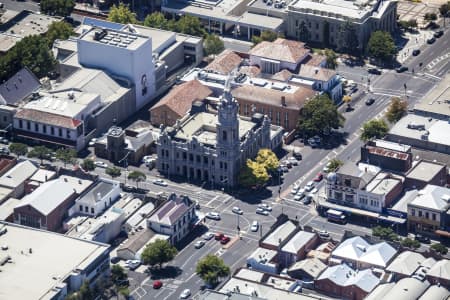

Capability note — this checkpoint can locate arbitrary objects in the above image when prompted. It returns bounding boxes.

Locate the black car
[412,49,420,56]
[368,68,382,75]
[415,234,430,244]
[434,30,444,38]
[365,98,375,105]
[396,66,408,73]
[427,37,436,44]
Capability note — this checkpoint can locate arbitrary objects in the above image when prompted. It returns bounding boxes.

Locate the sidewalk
[396,30,434,64]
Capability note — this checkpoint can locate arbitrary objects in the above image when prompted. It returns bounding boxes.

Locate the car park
[365,98,375,105]
[153,280,163,289]
[256,208,269,216]
[203,232,214,240]
[232,206,243,215]
[180,289,191,299]
[368,68,382,75]
[220,236,230,244]
[194,240,205,249]
[215,232,224,240]
[412,49,420,56]
[434,30,444,38]
[206,212,221,220]
[251,221,259,232]
[427,37,436,44]
[313,173,323,182]
[152,179,168,186]
[94,161,108,168]
[396,66,408,73]
[258,203,272,211]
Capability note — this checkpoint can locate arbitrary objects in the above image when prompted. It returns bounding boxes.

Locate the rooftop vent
[93,29,107,41]
[407,123,425,130]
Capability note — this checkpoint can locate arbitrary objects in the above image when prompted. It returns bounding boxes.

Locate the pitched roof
[15,109,82,129]
[386,251,425,276]
[249,38,309,64]
[262,220,297,247]
[410,185,450,211]
[0,67,40,105]
[231,84,316,110]
[205,49,243,75]
[149,194,192,226]
[271,69,293,82]
[281,231,315,253]
[428,259,450,280]
[317,264,380,292]
[288,258,327,279]
[239,65,261,77]
[298,65,337,82]
[0,160,38,188]
[303,53,327,67]
[150,80,212,117]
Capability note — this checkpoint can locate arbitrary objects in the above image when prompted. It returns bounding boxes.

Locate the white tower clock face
[141,74,147,86]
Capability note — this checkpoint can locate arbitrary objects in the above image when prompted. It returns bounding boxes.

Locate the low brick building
[404,160,447,190]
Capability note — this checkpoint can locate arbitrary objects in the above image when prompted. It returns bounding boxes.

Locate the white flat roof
[0,222,109,300]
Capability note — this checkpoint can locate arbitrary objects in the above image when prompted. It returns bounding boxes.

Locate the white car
[142,155,152,163]
[180,289,191,299]
[194,240,205,249]
[206,212,221,220]
[317,230,330,239]
[288,157,298,166]
[94,161,108,168]
[256,208,269,216]
[258,203,272,211]
[202,232,214,240]
[305,181,315,192]
[125,259,141,270]
[88,138,98,147]
[294,193,305,201]
[251,221,259,232]
[291,186,300,195]
[232,206,243,215]
[152,179,168,186]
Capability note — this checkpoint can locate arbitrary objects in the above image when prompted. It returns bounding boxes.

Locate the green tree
[439,2,450,19]
[336,21,359,53]
[407,19,418,28]
[106,166,122,179]
[328,158,343,172]
[8,143,28,157]
[81,159,95,171]
[251,30,278,44]
[431,243,448,255]
[297,94,344,138]
[372,226,398,241]
[141,239,177,268]
[0,35,56,81]
[324,48,338,69]
[45,21,74,47]
[424,12,437,21]
[204,34,224,56]
[361,119,388,141]
[255,149,279,173]
[174,15,205,37]
[401,238,420,249]
[111,265,128,286]
[128,170,147,188]
[65,280,93,300]
[56,148,77,167]
[28,146,52,164]
[107,3,137,24]
[386,97,408,123]
[368,31,396,61]
[238,159,270,188]
[40,0,75,17]
[144,12,169,29]
[196,254,230,286]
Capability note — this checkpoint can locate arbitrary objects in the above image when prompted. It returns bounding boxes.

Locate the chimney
[281,96,286,106]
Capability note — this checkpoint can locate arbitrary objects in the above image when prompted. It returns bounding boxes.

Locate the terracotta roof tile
[298,65,337,82]
[15,109,82,129]
[150,80,212,117]
[239,65,261,77]
[303,53,327,67]
[249,38,310,64]
[271,69,293,82]
[205,49,243,75]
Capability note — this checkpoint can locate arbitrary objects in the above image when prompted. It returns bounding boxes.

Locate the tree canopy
[324,48,338,69]
[368,31,396,61]
[297,94,344,138]
[327,158,343,172]
[196,254,230,286]
[141,239,177,268]
[255,149,279,173]
[111,265,128,286]
[361,119,388,141]
[386,97,408,123]
[336,21,359,53]
[128,170,146,188]
[107,3,137,24]
[40,0,75,17]
[56,148,77,167]
[9,143,28,157]
[372,226,398,241]
[401,238,420,249]
[0,35,56,82]
[46,21,74,47]
[81,159,95,171]
[143,12,169,29]
[439,2,450,17]
[28,146,52,164]
[204,34,224,56]
[431,243,448,255]
[106,166,122,179]
[174,15,206,37]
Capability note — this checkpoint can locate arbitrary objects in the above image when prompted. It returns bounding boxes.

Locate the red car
[313,173,323,182]
[215,233,224,240]
[153,280,163,289]
[220,236,230,244]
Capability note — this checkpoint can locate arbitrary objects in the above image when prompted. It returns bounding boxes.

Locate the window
[203,156,208,164]
[223,130,227,141]
[189,154,193,161]
[85,206,88,213]
[411,209,415,216]
[19,120,23,128]
[183,152,187,160]
[51,127,54,135]
[196,155,201,163]
[418,210,422,217]
[295,20,299,27]
[425,212,429,219]
[224,162,227,170]
[27,121,30,130]
[43,125,47,133]
[79,205,83,211]
[34,123,38,131]
[344,179,351,187]
[432,213,436,221]
[316,23,319,29]
[91,207,94,214]
[220,162,223,169]
[269,109,272,119]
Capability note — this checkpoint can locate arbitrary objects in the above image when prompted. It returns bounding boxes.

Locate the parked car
[110,256,120,264]
[214,232,224,240]
[305,181,315,192]
[125,259,141,270]
[94,161,108,168]
[365,98,375,105]
[294,192,305,201]
[258,203,272,211]
[251,221,259,232]
[412,49,420,56]
[313,173,323,182]
[288,157,298,166]
[302,195,312,205]
[323,161,332,173]
[415,234,430,244]
[293,150,302,160]
[88,138,97,147]
[427,37,436,44]
[396,66,408,73]
[256,208,269,216]
[180,289,191,299]
[203,232,214,240]
[291,186,300,195]
[194,240,205,249]
[317,230,330,239]
[232,206,243,215]
[206,212,221,220]
[152,179,168,186]
[153,280,163,289]
[434,30,444,38]
[220,236,230,244]
[0,137,8,144]
[368,68,382,75]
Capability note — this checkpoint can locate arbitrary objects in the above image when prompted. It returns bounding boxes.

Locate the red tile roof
[15,109,82,129]
[249,38,310,64]
[205,49,243,75]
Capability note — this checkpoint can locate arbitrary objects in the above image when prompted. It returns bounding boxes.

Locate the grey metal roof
[281,231,315,254]
[262,220,297,247]
[0,160,38,188]
[77,180,114,205]
[0,67,40,105]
